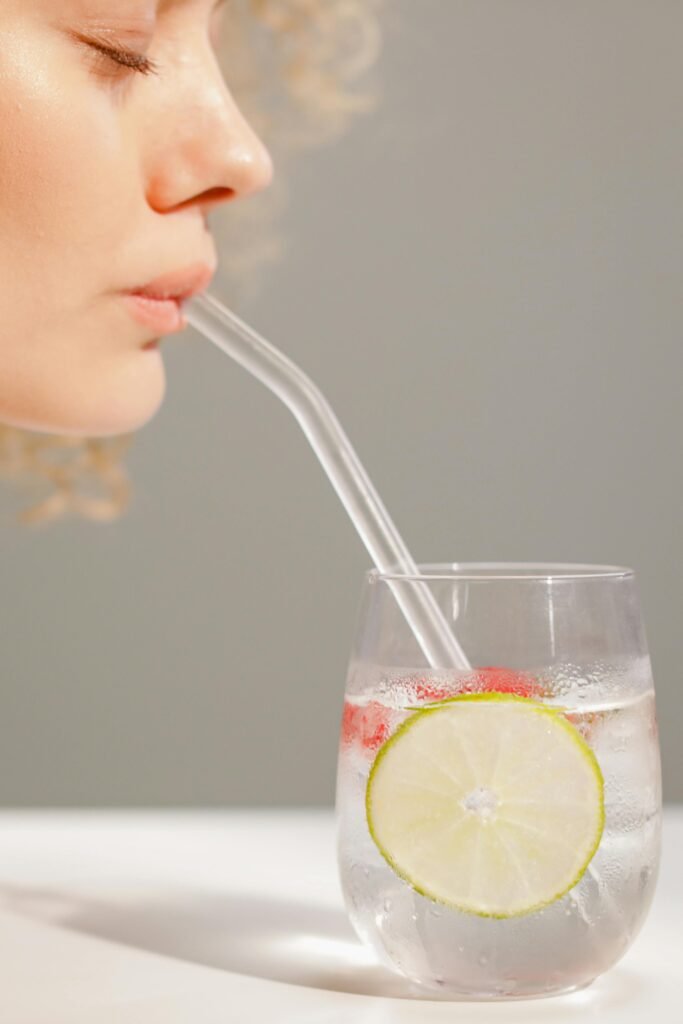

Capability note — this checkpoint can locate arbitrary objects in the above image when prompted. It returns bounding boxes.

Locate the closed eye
[86,39,160,77]
[67,28,160,79]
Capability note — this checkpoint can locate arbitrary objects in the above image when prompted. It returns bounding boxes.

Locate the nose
[145,76,274,215]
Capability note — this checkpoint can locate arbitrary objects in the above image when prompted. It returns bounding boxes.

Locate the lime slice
[366,694,604,918]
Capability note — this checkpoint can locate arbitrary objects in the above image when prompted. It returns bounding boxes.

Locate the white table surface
[0,808,680,1023]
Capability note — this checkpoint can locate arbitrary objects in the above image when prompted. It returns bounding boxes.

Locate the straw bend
[186,291,470,671]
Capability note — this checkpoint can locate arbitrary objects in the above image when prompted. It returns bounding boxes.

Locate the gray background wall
[1,0,681,805]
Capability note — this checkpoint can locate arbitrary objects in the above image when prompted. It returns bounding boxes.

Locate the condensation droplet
[383,897,392,913]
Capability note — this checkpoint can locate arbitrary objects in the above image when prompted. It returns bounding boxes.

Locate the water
[336,662,662,999]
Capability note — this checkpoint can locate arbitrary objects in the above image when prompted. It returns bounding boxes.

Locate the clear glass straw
[185,291,470,671]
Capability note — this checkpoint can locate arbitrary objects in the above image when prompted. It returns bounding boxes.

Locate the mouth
[122,262,215,336]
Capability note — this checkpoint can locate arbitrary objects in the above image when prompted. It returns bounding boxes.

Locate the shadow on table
[0,884,418,998]
[0,884,649,1010]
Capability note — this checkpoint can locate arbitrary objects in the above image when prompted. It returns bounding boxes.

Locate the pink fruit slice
[341,699,391,751]
[342,668,546,752]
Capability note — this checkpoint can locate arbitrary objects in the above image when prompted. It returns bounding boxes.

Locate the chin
[76,362,168,437]
[0,349,167,438]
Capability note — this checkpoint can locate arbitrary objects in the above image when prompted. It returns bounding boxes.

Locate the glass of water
[335,563,662,1000]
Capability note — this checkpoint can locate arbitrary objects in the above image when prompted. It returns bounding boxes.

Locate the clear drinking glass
[335,563,662,1000]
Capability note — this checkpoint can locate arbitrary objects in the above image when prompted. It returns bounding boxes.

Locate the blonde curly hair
[0,0,382,528]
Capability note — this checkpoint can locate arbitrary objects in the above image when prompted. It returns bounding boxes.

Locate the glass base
[402,975,597,1002]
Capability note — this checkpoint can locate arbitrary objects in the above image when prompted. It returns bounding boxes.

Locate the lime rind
[366,694,605,919]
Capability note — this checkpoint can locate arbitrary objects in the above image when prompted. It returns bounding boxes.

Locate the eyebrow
[169,0,229,9]
[172,0,229,12]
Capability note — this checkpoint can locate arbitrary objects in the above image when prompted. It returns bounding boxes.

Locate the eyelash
[88,41,160,78]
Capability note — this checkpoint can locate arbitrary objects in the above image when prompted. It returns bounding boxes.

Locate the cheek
[0,30,165,438]
[0,30,136,314]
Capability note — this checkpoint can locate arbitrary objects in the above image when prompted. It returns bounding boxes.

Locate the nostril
[173,186,235,215]
[200,186,236,205]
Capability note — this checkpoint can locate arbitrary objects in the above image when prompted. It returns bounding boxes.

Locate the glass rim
[366,561,636,582]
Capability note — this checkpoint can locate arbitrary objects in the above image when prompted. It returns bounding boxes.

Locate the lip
[122,262,215,336]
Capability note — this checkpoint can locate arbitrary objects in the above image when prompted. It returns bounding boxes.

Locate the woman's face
[0,0,273,437]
